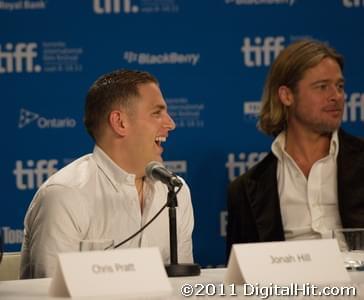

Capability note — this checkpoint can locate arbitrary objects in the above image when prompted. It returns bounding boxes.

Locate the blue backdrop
[1,0,363,267]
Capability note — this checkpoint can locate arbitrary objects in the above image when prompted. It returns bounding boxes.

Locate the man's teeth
[155,137,166,143]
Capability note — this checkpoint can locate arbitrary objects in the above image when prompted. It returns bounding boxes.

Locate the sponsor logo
[241,36,285,67]
[94,0,139,14]
[0,0,47,11]
[13,159,58,190]
[0,42,41,74]
[1,227,24,244]
[93,0,179,14]
[225,0,295,6]
[226,152,268,181]
[343,93,364,122]
[18,108,77,129]
[342,0,364,7]
[0,41,83,74]
[164,160,187,173]
[167,98,205,128]
[244,101,261,116]
[123,51,200,66]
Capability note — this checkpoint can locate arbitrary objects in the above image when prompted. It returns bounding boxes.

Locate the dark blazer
[226,129,364,258]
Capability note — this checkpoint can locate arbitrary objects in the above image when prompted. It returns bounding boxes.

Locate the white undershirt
[272,131,342,241]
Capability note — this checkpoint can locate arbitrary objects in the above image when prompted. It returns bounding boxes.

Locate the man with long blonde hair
[227,39,364,257]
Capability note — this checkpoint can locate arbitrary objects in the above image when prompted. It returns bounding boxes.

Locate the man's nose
[164,112,176,131]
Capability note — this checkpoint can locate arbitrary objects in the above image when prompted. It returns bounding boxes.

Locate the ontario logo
[18,108,77,129]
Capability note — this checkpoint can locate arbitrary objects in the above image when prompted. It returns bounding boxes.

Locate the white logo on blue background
[0,42,41,74]
[18,108,40,128]
[343,93,364,122]
[226,152,268,181]
[0,0,47,11]
[93,0,179,14]
[164,160,187,174]
[342,0,364,7]
[123,51,199,66]
[13,159,59,190]
[241,36,285,67]
[17,108,77,129]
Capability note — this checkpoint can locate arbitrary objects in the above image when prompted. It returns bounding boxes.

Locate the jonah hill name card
[225,239,350,285]
[49,247,172,298]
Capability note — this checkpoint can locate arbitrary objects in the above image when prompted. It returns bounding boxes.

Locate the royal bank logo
[0,42,41,74]
[342,0,364,7]
[0,0,47,11]
[18,108,77,129]
[241,36,285,67]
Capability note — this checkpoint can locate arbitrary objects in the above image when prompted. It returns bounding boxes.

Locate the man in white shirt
[226,39,364,256]
[20,69,195,278]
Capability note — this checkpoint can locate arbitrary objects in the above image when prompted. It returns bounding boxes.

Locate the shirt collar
[92,145,136,191]
[272,130,339,161]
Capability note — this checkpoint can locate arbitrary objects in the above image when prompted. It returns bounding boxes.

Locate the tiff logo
[13,159,58,190]
[0,42,41,74]
[343,0,364,7]
[93,0,139,14]
[226,152,268,181]
[343,93,364,122]
[241,36,285,67]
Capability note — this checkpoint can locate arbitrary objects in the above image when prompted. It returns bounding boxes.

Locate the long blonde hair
[258,39,343,136]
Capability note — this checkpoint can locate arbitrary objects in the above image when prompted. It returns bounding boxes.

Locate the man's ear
[278,85,294,107]
[108,110,128,136]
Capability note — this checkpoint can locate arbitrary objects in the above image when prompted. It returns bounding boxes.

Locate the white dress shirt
[271,131,342,241]
[20,146,194,278]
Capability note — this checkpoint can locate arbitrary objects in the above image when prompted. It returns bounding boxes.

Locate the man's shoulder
[42,153,95,189]
[339,129,364,152]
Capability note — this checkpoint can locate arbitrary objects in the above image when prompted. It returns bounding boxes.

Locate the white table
[0,269,363,299]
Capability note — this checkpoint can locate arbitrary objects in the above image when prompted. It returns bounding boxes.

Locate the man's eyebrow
[311,78,345,85]
[152,104,167,110]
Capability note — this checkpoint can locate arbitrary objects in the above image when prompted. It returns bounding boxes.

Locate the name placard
[49,247,172,298]
[224,239,350,285]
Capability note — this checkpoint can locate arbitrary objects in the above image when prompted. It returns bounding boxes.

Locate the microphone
[145,161,182,188]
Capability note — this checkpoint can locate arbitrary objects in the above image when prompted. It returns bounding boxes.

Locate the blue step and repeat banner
[1,0,363,267]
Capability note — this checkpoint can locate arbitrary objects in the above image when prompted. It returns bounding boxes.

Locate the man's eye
[337,83,345,91]
[318,84,328,90]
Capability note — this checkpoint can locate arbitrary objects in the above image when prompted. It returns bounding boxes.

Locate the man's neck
[96,141,144,177]
[284,128,332,177]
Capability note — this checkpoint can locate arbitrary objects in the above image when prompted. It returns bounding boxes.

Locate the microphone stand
[165,185,200,277]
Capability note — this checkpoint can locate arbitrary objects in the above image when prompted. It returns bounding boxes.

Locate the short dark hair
[84,69,158,140]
